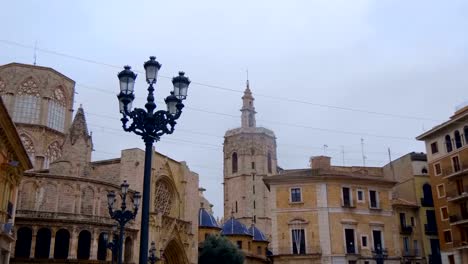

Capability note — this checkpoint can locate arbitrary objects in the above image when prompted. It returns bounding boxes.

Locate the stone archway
[15,227,32,258]
[35,228,51,258]
[162,239,189,264]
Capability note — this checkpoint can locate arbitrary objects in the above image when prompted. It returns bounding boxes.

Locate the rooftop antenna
[361,138,366,167]
[323,144,328,155]
[33,41,38,65]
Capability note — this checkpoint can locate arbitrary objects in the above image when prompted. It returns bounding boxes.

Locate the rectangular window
[434,163,442,176]
[257,246,262,255]
[342,187,352,207]
[403,237,410,255]
[253,185,255,194]
[361,235,368,248]
[251,162,255,170]
[292,229,305,254]
[345,228,356,254]
[440,207,449,221]
[437,184,446,198]
[290,188,302,203]
[431,142,439,154]
[448,255,455,264]
[372,230,383,251]
[253,200,256,209]
[452,156,461,172]
[236,241,243,249]
[413,240,419,256]
[357,189,364,202]
[13,95,40,124]
[47,100,65,132]
[444,230,452,243]
[369,190,379,209]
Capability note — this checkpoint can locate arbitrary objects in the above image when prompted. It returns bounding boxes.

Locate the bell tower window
[267,152,272,173]
[232,152,238,173]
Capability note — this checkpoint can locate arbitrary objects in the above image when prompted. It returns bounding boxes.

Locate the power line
[0,39,444,123]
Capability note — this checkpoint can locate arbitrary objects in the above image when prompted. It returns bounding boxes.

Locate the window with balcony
[425,210,438,235]
[369,190,379,209]
[290,188,302,203]
[452,156,461,172]
[403,237,410,255]
[422,183,434,206]
[342,187,353,207]
[431,142,439,154]
[454,130,463,149]
[445,135,453,153]
[345,228,356,254]
[292,229,305,254]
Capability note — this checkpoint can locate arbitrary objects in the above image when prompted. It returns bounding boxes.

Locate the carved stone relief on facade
[46,141,62,164]
[18,77,40,96]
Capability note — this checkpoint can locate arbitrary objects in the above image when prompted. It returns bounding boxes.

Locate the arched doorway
[35,228,51,258]
[97,233,107,261]
[15,227,32,258]
[124,237,133,262]
[77,230,91,260]
[54,229,70,259]
[162,239,189,264]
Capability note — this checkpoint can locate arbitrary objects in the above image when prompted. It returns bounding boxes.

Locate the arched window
[77,230,91,259]
[14,77,41,124]
[97,233,107,261]
[154,180,173,215]
[464,126,468,145]
[44,141,62,169]
[35,228,51,258]
[15,227,32,258]
[124,237,133,262]
[248,113,254,127]
[54,229,70,259]
[421,167,428,174]
[232,152,238,173]
[445,135,453,153]
[267,152,272,173]
[80,187,94,215]
[47,87,66,132]
[455,130,462,149]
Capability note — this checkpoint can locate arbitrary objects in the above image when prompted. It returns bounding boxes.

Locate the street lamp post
[104,225,118,264]
[116,56,190,264]
[148,241,160,264]
[107,181,141,264]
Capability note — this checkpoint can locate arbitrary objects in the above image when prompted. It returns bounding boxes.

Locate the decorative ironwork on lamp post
[116,56,190,264]
[107,180,141,264]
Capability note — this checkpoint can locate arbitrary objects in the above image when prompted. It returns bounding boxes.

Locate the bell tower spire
[241,79,256,128]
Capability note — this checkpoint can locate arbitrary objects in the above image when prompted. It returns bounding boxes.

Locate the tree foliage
[199,235,244,264]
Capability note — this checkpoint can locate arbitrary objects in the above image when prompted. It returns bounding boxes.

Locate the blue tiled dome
[198,208,219,228]
[221,217,251,236]
[249,225,268,242]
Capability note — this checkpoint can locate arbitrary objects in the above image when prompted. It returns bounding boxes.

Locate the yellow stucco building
[264,156,400,264]
[0,97,33,263]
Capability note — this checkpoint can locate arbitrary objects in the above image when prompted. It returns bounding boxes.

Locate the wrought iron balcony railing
[447,186,468,202]
[400,225,413,235]
[424,224,438,235]
[420,197,434,207]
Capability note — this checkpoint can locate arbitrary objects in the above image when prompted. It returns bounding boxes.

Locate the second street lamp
[107,181,141,264]
[116,56,190,264]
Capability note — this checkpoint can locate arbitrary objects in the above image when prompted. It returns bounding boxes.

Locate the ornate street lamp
[107,181,141,264]
[148,241,162,264]
[104,225,119,264]
[372,245,388,264]
[116,56,190,264]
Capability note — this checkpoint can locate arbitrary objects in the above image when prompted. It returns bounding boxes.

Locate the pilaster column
[90,229,98,260]
[49,228,57,259]
[68,227,78,259]
[29,226,38,258]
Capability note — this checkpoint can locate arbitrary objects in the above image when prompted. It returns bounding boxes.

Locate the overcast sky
[2,0,468,217]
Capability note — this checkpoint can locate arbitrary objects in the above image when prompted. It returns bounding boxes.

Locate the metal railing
[400,225,413,235]
[449,212,468,224]
[420,197,434,207]
[273,246,322,256]
[443,164,468,179]
[446,186,468,201]
[424,224,438,235]
[402,248,419,257]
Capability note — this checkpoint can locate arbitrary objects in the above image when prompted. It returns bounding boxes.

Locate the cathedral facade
[0,63,201,264]
[223,81,277,240]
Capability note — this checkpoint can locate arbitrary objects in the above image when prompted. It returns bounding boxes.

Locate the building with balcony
[0,97,33,264]
[264,156,400,264]
[383,152,442,264]
[417,104,468,264]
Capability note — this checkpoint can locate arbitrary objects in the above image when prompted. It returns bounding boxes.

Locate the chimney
[310,156,331,170]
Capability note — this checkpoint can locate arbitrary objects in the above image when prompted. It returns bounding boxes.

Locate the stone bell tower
[223,80,277,239]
